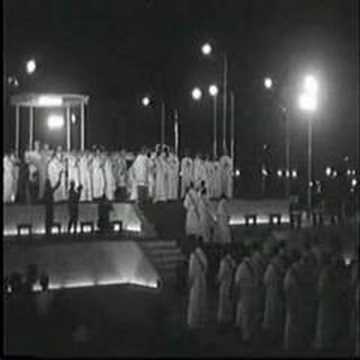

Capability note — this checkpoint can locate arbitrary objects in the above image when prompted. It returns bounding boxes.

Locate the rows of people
[186,234,359,353]
[3,141,233,204]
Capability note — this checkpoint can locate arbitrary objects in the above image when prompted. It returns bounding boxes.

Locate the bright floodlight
[298,93,317,112]
[192,87,202,101]
[325,166,332,176]
[26,59,36,74]
[209,84,219,97]
[48,115,64,130]
[142,96,150,107]
[292,169,298,178]
[352,178,357,187]
[201,43,212,55]
[277,169,283,177]
[304,75,318,95]
[71,113,76,124]
[38,96,63,107]
[264,77,273,89]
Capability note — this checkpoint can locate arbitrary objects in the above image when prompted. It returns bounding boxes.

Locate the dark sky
[3,0,359,175]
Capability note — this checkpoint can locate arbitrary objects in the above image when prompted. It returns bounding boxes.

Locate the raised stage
[4,240,160,291]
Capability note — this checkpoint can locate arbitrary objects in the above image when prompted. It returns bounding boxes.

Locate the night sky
[3,0,359,176]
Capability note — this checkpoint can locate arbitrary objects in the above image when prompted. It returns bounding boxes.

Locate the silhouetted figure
[97,194,113,233]
[67,181,83,233]
[43,171,63,235]
[24,264,39,293]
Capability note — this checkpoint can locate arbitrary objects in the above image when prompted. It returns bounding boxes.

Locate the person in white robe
[128,164,138,201]
[187,238,208,329]
[24,141,43,200]
[168,150,179,200]
[212,159,222,199]
[40,143,52,197]
[234,255,258,342]
[220,152,233,199]
[131,147,150,202]
[104,152,115,201]
[79,151,93,201]
[118,150,129,200]
[314,254,349,351]
[193,153,207,190]
[153,150,167,203]
[92,150,105,199]
[198,188,215,243]
[180,150,194,199]
[217,246,236,326]
[9,152,20,203]
[262,243,288,341]
[47,150,66,202]
[183,183,201,237]
[3,154,13,203]
[67,151,80,189]
[147,151,156,200]
[215,194,232,243]
[204,157,215,199]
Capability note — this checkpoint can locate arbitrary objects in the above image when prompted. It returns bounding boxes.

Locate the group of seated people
[185,232,359,353]
[3,141,234,204]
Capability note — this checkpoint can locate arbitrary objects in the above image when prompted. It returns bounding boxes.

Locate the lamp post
[141,96,166,146]
[298,75,318,216]
[201,43,229,153]
[209,84,218,158]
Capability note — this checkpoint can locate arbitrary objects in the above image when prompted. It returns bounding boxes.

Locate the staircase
[139,240,187,286]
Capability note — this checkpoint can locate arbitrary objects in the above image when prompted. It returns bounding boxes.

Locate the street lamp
[141,95,166,146]
[298,74,318,215]
[191,87,202,101]
[209,84,219,158]
[201,42,228,154]
[26,59,36,75]
[264,77,273,89]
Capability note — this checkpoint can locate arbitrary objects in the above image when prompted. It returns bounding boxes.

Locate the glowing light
[235,169,240,177]
[142,96,150,107]
[264,77,273,89]
[325,167,332,176]
[71,113,76,124]
[285,170,290,178]
[344,257,352,266]
[262,168,268,177]
[352,170,356,176]
[347,169,352,176]
[114,223,122,232]
[298,93,317,112]
[292,169,298,178]
[19,228,30,236]
[125,224,141,232]
[192,87,202,101]
[304,75,318,95]
[209,84,219,97]
[48,115,64,130]
[38,96,63,107]
[51,226,60,234]
[277,170,283,178]
[332,170,338,178]
[352,178,357,187]
[201,43,212,55]
[26,59,36,74]
[229,214,290,226]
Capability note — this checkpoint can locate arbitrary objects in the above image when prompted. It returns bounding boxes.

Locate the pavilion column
[80,102,85,151]
[66,106,71,151]
[29,106,34,150]
[15,105,20,156]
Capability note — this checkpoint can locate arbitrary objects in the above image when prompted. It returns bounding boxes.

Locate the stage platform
[4,240,160,291]
[3,202,156,238]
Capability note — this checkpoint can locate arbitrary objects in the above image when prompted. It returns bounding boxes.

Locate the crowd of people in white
[187,235,359,353]
[3,141,233,204]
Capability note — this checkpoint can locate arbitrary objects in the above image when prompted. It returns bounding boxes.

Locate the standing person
[314,253,349,351]
[213,158,222,199]
[92,149,105,200]
[187,237,208,329]
[193,153,207,190]
[183,182,201,237]
[97,194,114,233]
[262,242,288,344]
[204,156,215,199]
[131,147,149,203]
[168,149,179,200]
[3,153,13,203]
[180,149,194,199]
[24,140,43,200]
[220,151,233,199]
[48,147,66,202]
[234,251,258,343]
[79,150,93,201]
[43,171,64,235]
[67,150,80,189]
[153,147,167,203]
[104,152,116,201]
[217,245,236,327]
[9,152,20,202]
[198,188,215,243]
[117,149,129,201]
[67,180,83,233]
[147,149,156,201]
[215,194,232,243]
[283,250,317,351]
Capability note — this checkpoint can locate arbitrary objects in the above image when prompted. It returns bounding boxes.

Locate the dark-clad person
[67,181,83,233]
[314,252,350,352]
[43,171,63,235]
[97,193,114,233]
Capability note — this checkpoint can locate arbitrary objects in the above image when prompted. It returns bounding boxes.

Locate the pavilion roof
[10,93,89,108]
